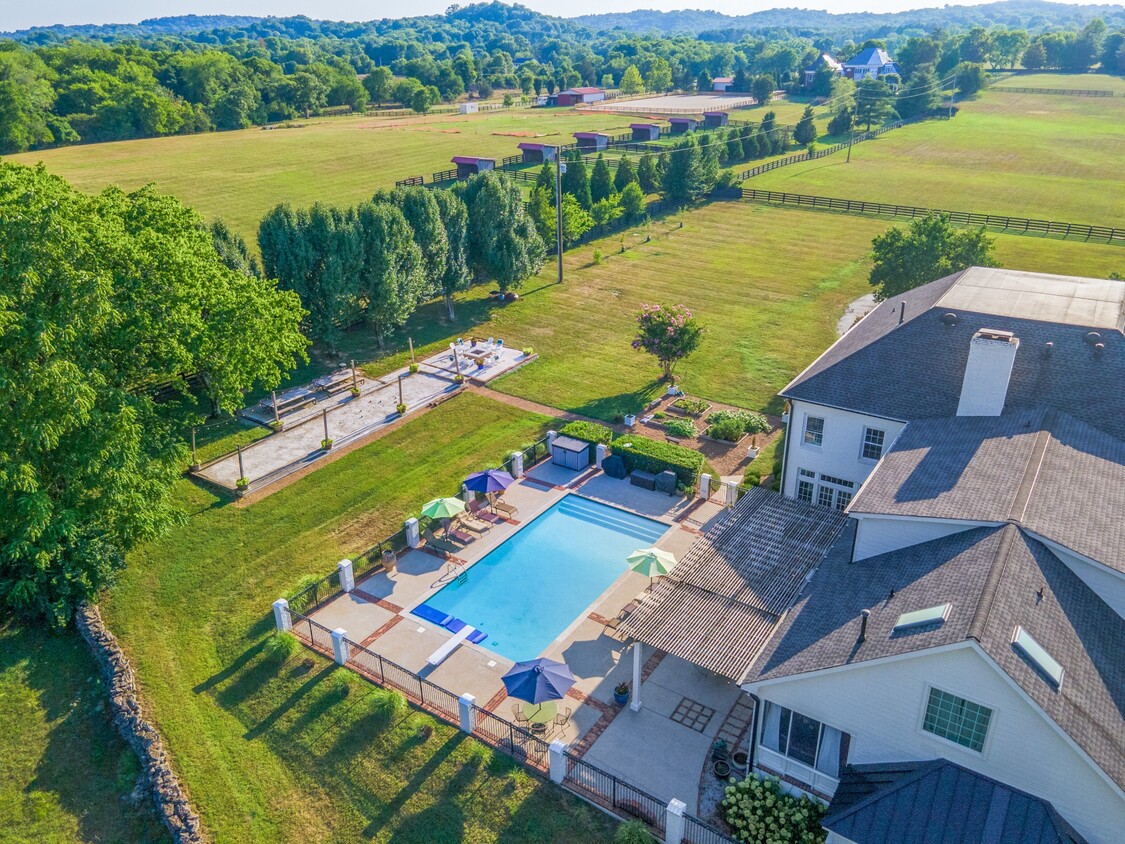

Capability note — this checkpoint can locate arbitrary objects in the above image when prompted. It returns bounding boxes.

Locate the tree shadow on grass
[192,638,269,695]
[383,751,484,843]
[359,732,466,838]
[241,662,336,740]
[573,380,665,422]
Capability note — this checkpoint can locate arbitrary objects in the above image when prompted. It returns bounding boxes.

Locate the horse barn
[555,86,606,106]
[573,132,610,152]
[703,111,729,128]
[517,142,557,164]
[630,123,661,141]
[451,156,496,178]
[668,116,699,134]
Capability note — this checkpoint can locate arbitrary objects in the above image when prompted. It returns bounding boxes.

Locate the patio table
[523,701,558,729]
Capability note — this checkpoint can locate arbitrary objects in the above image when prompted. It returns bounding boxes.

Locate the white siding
[782,400,907,501]
[1030,534,1125,619]
[746,646,1124,844]
[852,514,995,561]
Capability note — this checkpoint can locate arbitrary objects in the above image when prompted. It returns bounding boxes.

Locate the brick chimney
[957,329,1019,416]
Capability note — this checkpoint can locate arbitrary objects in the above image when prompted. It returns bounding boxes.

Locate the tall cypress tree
[561,151,592,210]
[613,156,637,192]
[590,154,613,203]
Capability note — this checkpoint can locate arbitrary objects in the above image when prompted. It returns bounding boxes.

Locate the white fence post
[724,479,738,507]
[665,798,687,843]
[462,483,473,503]
[337,558,355,593]
[459,693,476,733]
[595,443,607,469]
[272,598,291,631]
[405,517,421,548]
[330,628,349,665]
[699,473,711,500]
[549,740,568,784]
[546,430,558,447]
[510,451,524,478]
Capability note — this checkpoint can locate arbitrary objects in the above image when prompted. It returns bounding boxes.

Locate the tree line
[259,174,545,348]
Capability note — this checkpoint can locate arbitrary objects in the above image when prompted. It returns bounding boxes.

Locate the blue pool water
[414,495,667,662]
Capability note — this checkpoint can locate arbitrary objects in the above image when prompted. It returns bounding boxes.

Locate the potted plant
[408,362,420,374]
[396,402,407,415]
[453,374,465,384]
[613,682,630,706]
[732,749,749,771]
[623,413,637,427]
[381,548,397,573]
[713,758,732,779]
[321,438,334,450]
[235,477,250,493]
[269,419,284,431]
[350,386,361,398]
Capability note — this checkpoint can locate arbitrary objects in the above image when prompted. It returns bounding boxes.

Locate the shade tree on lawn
[869,213,999,301]
[431,189,472,320]
[632,303,704,382]
[459,171,546,293]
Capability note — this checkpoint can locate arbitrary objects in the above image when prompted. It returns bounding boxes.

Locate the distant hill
[2,14,263,39]
[573,1,1125,36]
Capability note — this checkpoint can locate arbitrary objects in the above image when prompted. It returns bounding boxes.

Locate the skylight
[893,603,951,632]
[1012,626,1064,688]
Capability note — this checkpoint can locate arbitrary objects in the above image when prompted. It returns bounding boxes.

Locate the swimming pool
[413,495,668,662]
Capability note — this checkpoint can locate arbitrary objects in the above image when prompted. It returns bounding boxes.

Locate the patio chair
[512,704,530,725]
[553,706,572,727]
[423,527,462,555]
[447,526,475,545]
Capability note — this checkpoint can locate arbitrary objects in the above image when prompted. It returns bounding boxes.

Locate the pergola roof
[619,487,848,680]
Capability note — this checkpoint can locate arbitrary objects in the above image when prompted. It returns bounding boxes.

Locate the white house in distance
[741,267,1125,844]
[841,46,900,80]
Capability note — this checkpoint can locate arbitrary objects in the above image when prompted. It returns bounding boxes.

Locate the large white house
[740,267,1125,844]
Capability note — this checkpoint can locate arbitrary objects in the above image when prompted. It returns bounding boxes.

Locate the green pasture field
[993,72,1125,93]
[747,88,1125,222]
[98,393,619,844]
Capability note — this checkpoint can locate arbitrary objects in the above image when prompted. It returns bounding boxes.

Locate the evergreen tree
[636,153,659,194]
[613,156,637,192]
[855,77,897,130]
[535,160,554,193]
[619,182,645,220]
[431,189,471,320]
[895,64,942,119]
[561,151,592,210]
[793,105,819,146]
[726,128,744,163]
[740,123,758,159]
[528,186,555,246]
[590,154,614,204]
[731,68,751,92]
[661,136,714,203]
[696,70,712,92]
[827,108,853,136]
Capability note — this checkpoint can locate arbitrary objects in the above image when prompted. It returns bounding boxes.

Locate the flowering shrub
[632,303,703,381]
[721,774,827,844]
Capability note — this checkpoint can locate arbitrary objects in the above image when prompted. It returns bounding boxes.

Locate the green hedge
[559,421,614,446]
[612,434,704,485]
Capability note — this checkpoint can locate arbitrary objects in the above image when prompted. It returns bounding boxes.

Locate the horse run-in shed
[668,117,699,134]
[703,111,729,128]
[574,132,610,152]
[630,123,661,141]
[555,87,606,106]
[451,156,496,178]
[518,143,557,164]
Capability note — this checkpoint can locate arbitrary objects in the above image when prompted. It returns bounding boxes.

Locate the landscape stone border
[75,602,205,843]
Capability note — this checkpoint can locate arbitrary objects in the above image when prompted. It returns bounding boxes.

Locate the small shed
[458,102,479,114]
[630,123,661,141]
[712,77,734,92]
[550,436,591,471]
[574,132,610,152]
[668,117,699,134]
[703,111,729,128]
[451,156,496,178]
[556,87,606,107]
[518,142,557,164]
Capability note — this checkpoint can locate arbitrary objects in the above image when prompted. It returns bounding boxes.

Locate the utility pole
[554,149,565,284]
[846,130,853,163]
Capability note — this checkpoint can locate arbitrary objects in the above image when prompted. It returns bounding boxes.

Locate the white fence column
[549,740,568,784]
[665,798,687,843]
[337,558,355,593]
[272,598,291,631]
[405,517,421,548]
[631,641,643,712]
[724,479,738,507]
[546,430,558,446]
[595,443,607,469]
[459,693,476,733]
[699,473,711,500]
[510,451,524,478]
[462,483,473,503]
[330,628,349,665]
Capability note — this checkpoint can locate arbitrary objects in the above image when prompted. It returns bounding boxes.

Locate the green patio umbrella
[422,497,466,519]
[626,547,677,586]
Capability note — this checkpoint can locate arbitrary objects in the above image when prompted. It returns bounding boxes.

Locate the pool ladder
[447,560,468,586]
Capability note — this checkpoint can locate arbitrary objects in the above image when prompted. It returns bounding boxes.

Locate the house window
[923,688,992,752]
[817,485,835,508]
[761,701,844,778]
[812,474,854,510]
[803,416,824,447]
[862,428,886,461]
[797,480,814,503]
[835,490,853,511]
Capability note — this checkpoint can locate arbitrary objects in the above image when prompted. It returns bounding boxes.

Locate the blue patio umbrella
[463,468,515,494]
[502,658,576,704]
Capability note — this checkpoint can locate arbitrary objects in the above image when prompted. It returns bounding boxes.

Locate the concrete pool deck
[307,463,738,802]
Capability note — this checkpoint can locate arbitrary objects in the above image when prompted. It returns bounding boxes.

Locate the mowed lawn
[749,87,1125,222]
[348,202,1124,421]
[99,394,618,844]
[0,624,169,843]
[994,72,1125,93]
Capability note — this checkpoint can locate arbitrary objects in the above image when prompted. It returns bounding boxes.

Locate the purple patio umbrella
[463,468,515,494]
[502,658,576,704]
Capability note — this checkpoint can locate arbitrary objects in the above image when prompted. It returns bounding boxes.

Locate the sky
[1,0,1104,32]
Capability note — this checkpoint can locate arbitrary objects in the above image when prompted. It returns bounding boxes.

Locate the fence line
[990,86,1117,97]
[282,611,731,840]
[739,188,1125,242]
[737,119,906,180]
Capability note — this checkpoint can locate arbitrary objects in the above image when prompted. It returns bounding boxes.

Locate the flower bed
[668,397,711,417]
[662,417,697,439]
[705,410,770,444]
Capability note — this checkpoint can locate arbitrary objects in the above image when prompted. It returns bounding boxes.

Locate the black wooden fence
[740,188,1125,242]
[737,120,905,180]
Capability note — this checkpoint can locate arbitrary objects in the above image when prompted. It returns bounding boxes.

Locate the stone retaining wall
[75,602,205,843]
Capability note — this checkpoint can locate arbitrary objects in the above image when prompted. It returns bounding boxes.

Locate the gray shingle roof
[849,409,1125,573]
[781,268,1125,439]
[824,759,1088,844]
[619,487,848,680]
[746,524,1125,789]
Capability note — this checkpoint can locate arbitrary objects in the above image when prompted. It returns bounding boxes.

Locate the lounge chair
[423,527,462,555]
[468,500,500,524]
[455,512,491,535]
[491,498,518,517]
[602,600,640,635]
[447,526,475,545]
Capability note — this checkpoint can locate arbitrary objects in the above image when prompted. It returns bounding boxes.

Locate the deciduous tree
[619,64,644,95]
[431,189,471,320]
[750,76,774,104]
[632,303,703,381]
[461,171,545,292]
[869,213,999,301]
